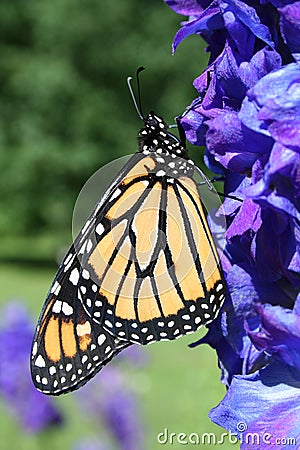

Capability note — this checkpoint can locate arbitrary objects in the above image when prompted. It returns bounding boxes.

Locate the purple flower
[210,361,300,448]
[76,365,145,450]
[0,301,63,433]
[165,0,300,446]
[165,0,275,56]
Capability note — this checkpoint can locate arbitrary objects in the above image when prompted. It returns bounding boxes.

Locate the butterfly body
[31,111,225,395]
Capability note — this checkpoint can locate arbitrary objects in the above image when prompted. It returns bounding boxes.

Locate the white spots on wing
[66,363,73,372]
[51,281,61,295]
[97,334,106,346]
[209,294,215,303]
[35,355,46,368]
[79,241,87,255]
[61,377,66,384]
[86,299,92,308]
[53,380,58,388]
[216,283,223,292]
[182,314,190,320]
[87,363,92,370]
[141,327,148,333]
[32,342,38,356]
[82,269,90,280]
[96,223,105,236]
[168,321,175,328]
[183,324,192,330]
[49,366,56,375]
[204,313,211,320]
[62,302,73,316]
[82,355,88,364]
[156,157,165,163]
[115,322,122,328]
[189,305,196,312]
[86,240,93,253]
[92,284,98,292]
[105,346,112,354]
[80,285,86,294]
[131,333,139,340]
[81,219,91,235]
[69,268,79,286]
[201,303,209,309]
[158,321,164,327]
[42,377,48,385]
[195,317,202,325]
[141,180,149,187]
[64,253,74,266]
[156,170,166,177]
[91,344,96,351]
[94,311,101,317]
[95,300,102,307]
[71,374,76,382]
[76,321,91,336]
[35,375,41,383]
[110,188,122,201]
[52,300,62,313]
[105,320,113,328]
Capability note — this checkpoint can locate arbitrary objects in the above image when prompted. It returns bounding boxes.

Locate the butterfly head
[138,111,189,159]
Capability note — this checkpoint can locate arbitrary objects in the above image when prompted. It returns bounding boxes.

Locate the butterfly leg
[195,172,243,203]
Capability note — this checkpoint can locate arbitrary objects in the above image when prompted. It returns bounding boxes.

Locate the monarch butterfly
[31,72,226,395]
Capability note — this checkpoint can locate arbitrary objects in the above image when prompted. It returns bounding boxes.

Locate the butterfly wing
[63,152,226,344]
[30,246,131,395]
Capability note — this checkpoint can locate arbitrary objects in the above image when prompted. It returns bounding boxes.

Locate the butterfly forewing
[67,150,225,344]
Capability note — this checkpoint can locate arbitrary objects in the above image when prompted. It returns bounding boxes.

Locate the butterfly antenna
[127,66,145,120]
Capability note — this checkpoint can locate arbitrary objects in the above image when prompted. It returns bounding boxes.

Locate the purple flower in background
[0,301,63,432]
[76,362,145,450]
[165,0,300,446]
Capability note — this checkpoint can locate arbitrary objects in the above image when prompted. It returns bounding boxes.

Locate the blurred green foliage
[0,0,207,258]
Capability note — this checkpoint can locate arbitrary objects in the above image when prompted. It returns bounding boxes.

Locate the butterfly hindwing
[30,250,131,395]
